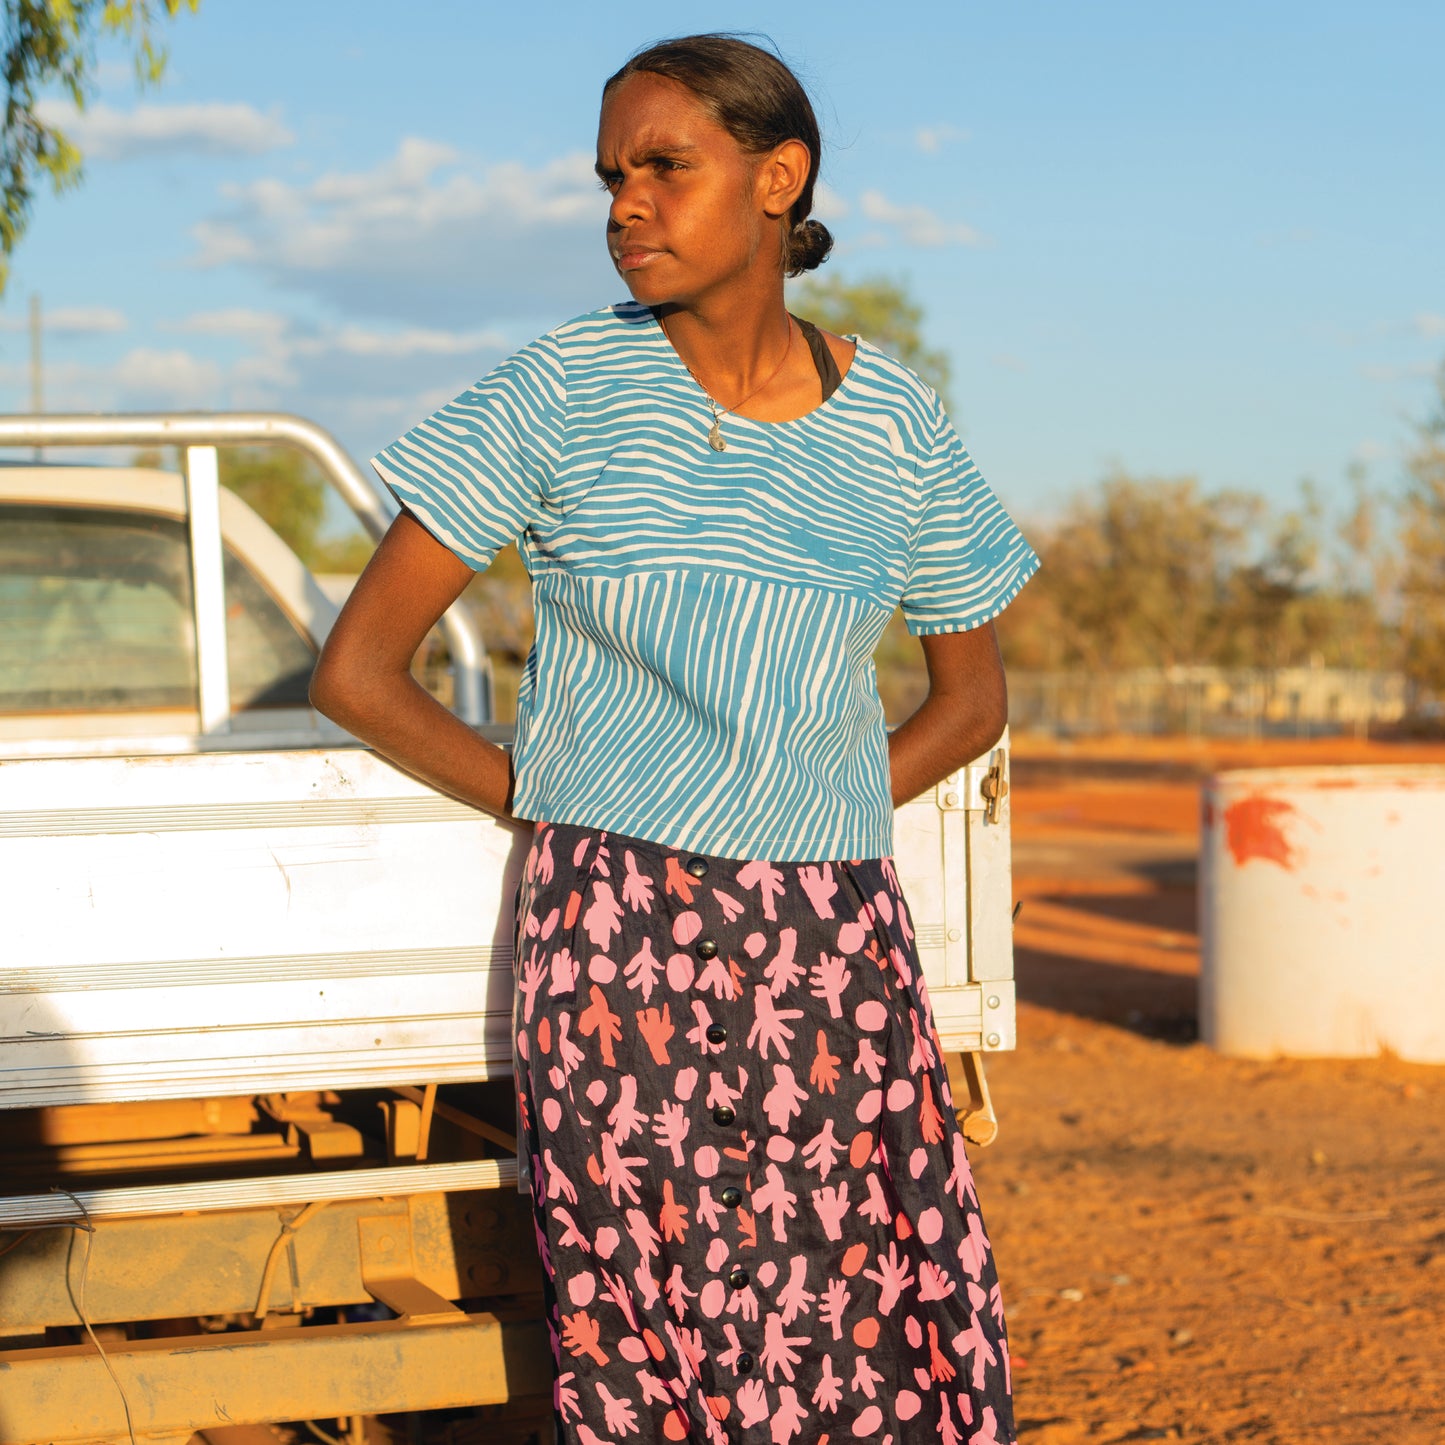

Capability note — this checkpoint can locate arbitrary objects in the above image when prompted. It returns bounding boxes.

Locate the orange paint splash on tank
[1223,794,1300,869]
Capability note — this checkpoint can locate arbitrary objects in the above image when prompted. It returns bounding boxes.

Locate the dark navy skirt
[513,821,1015,1445]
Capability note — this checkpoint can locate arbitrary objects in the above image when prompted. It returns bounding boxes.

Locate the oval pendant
[708,421,726,452]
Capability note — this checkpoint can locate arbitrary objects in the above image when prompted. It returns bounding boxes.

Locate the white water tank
[1200,765,1445,1061]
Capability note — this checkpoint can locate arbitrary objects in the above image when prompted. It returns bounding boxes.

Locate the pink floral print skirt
[513,822,1015,1445]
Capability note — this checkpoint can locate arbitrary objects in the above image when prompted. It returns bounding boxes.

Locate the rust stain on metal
[1223,794,1301,870]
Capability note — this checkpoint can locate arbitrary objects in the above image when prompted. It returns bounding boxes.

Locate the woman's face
[596,72,777,309]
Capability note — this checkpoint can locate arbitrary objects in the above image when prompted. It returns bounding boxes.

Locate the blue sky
[4,0,1442,529]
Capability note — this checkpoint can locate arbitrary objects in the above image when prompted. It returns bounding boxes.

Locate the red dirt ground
[977,736,1445,1444]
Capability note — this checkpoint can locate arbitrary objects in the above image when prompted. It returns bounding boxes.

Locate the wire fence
[1007,666,1421,739]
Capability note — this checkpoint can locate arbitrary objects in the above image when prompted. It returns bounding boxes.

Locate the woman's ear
[757,138,812,220]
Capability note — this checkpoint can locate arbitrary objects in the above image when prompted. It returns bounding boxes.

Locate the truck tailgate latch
[980,754,1009,825]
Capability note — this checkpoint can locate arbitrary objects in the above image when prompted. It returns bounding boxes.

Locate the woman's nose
[608,174,651,227]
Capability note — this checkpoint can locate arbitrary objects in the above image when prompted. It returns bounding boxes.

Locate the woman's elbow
[308,640,369,729]
[308,654,343,725]
[977,670,1009,752]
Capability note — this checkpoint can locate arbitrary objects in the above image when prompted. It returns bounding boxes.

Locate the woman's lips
[613,247,663,272]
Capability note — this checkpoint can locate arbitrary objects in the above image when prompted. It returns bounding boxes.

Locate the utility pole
[29,292,42,461]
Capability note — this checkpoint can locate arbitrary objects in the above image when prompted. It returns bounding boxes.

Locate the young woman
[312,34,1036,1445]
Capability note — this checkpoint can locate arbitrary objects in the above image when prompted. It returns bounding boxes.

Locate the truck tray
[1,744,1014,1109]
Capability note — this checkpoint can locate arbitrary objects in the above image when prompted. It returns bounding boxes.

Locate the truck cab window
[222,546,317,709]
[0,505,315,716]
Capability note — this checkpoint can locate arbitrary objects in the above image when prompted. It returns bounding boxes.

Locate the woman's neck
[652,282,794,402]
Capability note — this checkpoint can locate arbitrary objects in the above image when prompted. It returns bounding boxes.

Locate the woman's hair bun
[786,218,833,277]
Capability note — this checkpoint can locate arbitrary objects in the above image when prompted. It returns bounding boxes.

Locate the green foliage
[997,469,1401,683]
[131,440,364,571]
[1005,472,1254,672]
[790,272,953,410]
[309,529,376,574]
[1,0,199,287]
[1400,362,1445,696]
[217,445,328,566]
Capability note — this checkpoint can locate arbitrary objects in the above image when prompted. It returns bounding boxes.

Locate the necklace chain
[660,314,795,452]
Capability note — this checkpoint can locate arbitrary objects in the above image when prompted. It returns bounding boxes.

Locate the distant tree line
[994,360,1445,712]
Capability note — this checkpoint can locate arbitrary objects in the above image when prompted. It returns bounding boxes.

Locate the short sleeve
[900,399,1040,635]
[370,333,565,571]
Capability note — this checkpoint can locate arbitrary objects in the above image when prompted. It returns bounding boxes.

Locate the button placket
[687,868,760,1390]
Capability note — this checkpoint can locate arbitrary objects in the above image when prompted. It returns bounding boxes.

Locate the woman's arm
[887,623,1009,807]
[309,512,518,818]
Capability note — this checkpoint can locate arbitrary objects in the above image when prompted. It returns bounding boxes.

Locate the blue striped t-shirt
[372,302,1038,861]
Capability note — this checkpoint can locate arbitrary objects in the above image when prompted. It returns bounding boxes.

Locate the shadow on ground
[1014,940,1199,1043]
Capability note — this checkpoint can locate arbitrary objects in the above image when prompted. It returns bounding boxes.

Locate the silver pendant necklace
[661,315,795,452]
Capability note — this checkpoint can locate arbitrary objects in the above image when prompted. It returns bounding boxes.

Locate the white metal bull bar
[0,411,490,726]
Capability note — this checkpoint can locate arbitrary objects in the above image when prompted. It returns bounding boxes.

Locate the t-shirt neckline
[639,304,859,433]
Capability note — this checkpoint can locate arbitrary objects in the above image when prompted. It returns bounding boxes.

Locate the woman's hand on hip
[888,623,1009,808]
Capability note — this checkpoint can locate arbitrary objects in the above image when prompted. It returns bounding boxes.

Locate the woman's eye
[595,160,679,193]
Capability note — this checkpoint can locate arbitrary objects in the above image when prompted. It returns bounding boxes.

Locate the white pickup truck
[0,414,1017,1445]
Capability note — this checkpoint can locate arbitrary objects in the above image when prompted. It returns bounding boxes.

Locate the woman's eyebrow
[595,142,702,177]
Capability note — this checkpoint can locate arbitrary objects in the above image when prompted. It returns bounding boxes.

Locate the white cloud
[294,325,506,359]
[0,349,223,411]
[189,139,614,324]
[1415,313,1445,338]
[147,310,511,430]
[116,348,225,406]
[170,308,291,341]
[166,310,505,367]
[34,100,293,160]
[0,308,511,453]
[181,137,988,327]
[47,305,128,335]
[229,349,300,397]
[0,305,126,335]
[915,124,969,154]
[161,309,298,398]
[858,190,984,248]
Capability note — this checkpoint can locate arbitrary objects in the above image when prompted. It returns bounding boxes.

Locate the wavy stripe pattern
[373,303,1038,861]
